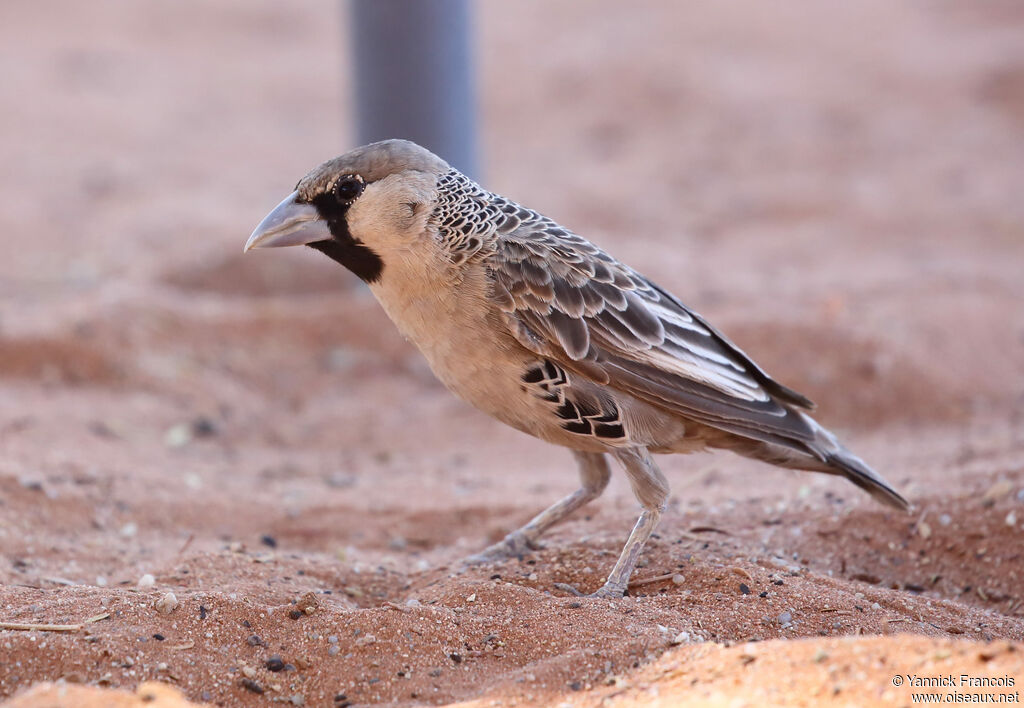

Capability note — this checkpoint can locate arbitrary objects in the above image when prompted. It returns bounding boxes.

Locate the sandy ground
[1,1,1024,706]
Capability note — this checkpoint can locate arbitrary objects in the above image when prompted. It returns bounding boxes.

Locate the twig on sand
[628,572,677,588]
[0,611,110,633]
[0,622,83,632]
[688,526,731,536]
[178,533,195,556]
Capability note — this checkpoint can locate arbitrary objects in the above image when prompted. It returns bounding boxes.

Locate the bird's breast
[367,259,526,404]
[365,256,631,448]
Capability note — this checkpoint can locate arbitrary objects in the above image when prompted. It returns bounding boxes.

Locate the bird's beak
[244,191,331,252]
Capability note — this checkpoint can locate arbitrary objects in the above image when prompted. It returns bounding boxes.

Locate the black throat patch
[306,194,384,284]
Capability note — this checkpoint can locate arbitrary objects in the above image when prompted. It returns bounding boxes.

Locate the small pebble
[199,605,208,620]
[739,583,750,595]
[192,417,217,437]
[294,591,319,614]
[671,574,685,585]
[777,610,793,625]
[155,592,178,615]
[983,480,1014,504]
[164,423,192,448]
[260,535,277,548]
[152,634,165,641]
[266,656,286,672]
[449,652,463,664]
[328,645,340,657]
[1006,511,1017,526]
[289,609,303,620]
[247,635,266,647]
[240,678,263,695]
[137,574,155,588]
[326,473,356,488]
[19,476,44,492]
[290,695,305,706]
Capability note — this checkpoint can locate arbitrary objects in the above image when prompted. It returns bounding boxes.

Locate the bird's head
[245,139,450,283]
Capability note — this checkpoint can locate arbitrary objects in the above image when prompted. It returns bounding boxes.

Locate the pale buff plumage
[247,139,908,597]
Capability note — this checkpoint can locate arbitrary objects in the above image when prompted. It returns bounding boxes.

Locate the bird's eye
[333,175,364,204]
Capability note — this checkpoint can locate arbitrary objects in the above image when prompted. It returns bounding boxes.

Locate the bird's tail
[822,447,909,510]
[801,413,909,510]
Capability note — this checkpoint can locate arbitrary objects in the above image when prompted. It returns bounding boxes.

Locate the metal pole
[347,0,479,180]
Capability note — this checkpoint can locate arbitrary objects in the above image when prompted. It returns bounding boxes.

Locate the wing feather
[487,207,819,455]
[546,309,591,360]
[552,278,586,318]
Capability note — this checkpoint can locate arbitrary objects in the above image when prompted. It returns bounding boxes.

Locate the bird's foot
[588,581,627,599]
[464,531,541,565]
[552,580,627,598]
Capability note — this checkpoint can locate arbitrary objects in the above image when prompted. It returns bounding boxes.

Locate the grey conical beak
[245,191,331,252]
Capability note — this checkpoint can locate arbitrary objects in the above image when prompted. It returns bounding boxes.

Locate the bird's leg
[466,451,611,563]
[590,447,668,598]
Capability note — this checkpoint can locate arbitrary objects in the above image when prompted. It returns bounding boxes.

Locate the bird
[246,139,909,598]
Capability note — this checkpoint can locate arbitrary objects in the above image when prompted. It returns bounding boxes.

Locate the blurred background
[2,0,1022,425]
[0,0,1023,615]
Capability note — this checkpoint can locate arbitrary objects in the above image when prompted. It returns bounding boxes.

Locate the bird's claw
[463,531,540,565]
[587,582,627,599]
[552,581,626,598]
